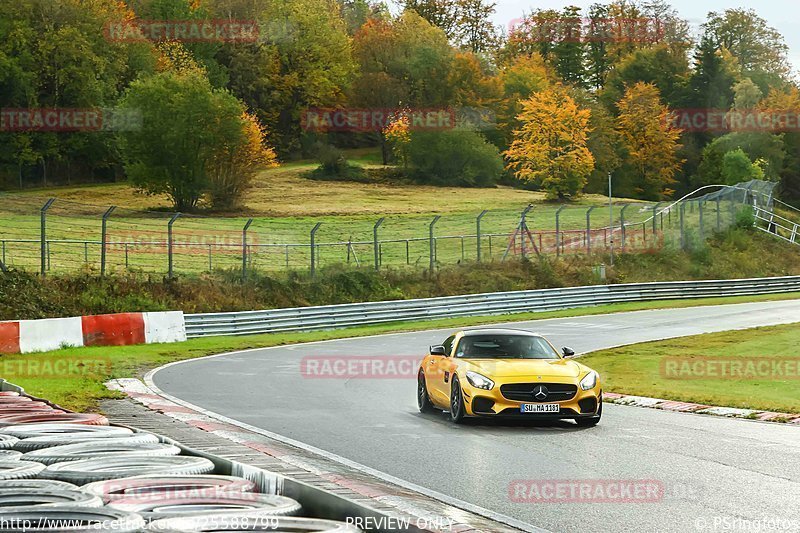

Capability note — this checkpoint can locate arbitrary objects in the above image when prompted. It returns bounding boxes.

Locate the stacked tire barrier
[0,311,186,354]
[0,388,370,533]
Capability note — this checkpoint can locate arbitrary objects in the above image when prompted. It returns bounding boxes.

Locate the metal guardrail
[184,276,800,338]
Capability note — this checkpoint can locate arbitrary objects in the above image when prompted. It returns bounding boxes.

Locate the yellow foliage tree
[504,86,594,199]
[207,112,278,210]
[384,112,411,168]
[616,82,683,199]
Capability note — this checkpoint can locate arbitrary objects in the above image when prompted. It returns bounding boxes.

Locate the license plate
[520,403,560,413]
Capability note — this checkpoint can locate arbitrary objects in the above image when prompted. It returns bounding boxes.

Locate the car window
[454,335,559,360]
[442,335,455,357]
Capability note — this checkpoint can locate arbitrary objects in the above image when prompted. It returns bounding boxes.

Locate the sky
[491,0,800,73]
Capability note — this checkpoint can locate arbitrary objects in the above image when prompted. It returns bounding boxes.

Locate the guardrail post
[40,198,55,277]
[716,198,721,231]
[310,222,322,277]
[586,206,596,254]
[620,204,631,251]
[242,218,253,280]
[167,213,181,279]
[373,217,385,271]
[100,206,116,277]
[476,210,489,262]
[429,215,441,273]
[555,205,566,257]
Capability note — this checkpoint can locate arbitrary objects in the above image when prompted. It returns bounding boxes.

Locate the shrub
[307,144,368,182]
[406,129,503,187]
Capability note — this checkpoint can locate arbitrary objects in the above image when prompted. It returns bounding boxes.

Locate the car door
[426,335,455,406]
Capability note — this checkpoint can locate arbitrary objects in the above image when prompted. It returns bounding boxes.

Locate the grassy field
[3,291,799,412]
[581,323,800,414]
[0,149,694,274]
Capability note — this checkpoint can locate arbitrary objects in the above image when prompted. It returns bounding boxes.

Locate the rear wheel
[575,399,602,427]
[417,373,435,414]
[449,377,466,424]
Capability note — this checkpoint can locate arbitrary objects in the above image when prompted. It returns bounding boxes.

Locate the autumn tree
[218,0,355,158]
[453,0,498,53]
[615,82,683,199]
[117,69,271,210]
[504,87,594,199]
[402,0,459,38]
[350,12,455,163]
[491,54,552,150]
[207,112,278,210]
[702,9,790,86]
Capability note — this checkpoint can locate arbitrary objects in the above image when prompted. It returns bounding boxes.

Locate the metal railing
[184,276,800,338]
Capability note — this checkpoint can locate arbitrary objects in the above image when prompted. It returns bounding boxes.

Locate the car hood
[464,358,585,378]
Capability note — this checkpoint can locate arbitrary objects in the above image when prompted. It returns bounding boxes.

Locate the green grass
[4,291,799,413]
[581,323,800,414]
[0,147,680,275]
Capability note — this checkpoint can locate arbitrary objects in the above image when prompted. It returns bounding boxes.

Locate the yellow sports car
[417,328,602,426]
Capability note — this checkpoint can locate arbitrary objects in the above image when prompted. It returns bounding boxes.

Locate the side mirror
[562,347,575,358]
[430,345,446,356]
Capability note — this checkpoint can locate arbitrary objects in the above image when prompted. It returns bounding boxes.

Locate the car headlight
[466,371,495,390]
[579,371,599,391]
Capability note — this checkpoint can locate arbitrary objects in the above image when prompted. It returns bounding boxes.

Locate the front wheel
[575,399,602,427]
[417,372,435,413]
[449,377,466,424]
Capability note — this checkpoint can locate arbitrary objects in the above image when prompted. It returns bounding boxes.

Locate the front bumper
[461,376,602,419]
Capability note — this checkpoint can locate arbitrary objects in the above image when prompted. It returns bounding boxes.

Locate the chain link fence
[0,181,781,278]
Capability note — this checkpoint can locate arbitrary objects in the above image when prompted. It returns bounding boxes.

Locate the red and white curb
[0,311,185,354]
[604,392,800,424]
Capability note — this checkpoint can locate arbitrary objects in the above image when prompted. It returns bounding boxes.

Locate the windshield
[454,335,560,360]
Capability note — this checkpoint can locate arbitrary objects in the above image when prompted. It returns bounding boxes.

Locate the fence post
[716,197,721,231]
[620,204,631,251]
[167,213,180,279]
[520,204,533,259]
[373,217,385,271]
[39,198,56,277]
[476,210,489,262]
[585,206,596,254]
[429,215,441,273]
[652,203,661,235]
[310,222,322,277]
[555,205,566,257]
[242,218,253,280]
[100,206,116,277]
[680,202,686,250]
[698,200,705,243]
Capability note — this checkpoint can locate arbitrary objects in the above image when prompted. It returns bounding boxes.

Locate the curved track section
[154,301,800,533]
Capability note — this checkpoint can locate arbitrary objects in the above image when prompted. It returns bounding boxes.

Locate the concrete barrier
[0,311,185,354]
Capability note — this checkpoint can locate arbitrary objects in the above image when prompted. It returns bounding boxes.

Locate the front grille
[578,397,598,414]
[500,383,578,402]
[471,396,495,414]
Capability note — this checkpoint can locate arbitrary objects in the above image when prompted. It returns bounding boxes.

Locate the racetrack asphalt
[154,300,800,533]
